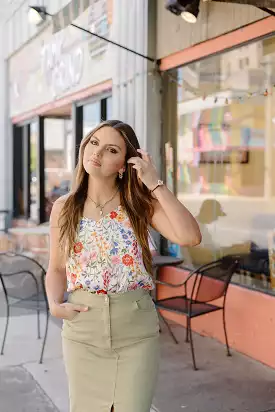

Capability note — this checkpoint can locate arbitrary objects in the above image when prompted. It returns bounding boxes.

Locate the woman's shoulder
[50,193,72,225]
[55,192,73,204]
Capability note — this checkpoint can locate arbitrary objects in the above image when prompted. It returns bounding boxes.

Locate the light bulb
[28,7,44,25]
[181,11,197,23]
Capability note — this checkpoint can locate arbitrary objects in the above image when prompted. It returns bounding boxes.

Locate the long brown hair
[58,120,155,274]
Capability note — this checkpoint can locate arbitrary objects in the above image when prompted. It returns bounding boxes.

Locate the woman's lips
[89,159,101,167]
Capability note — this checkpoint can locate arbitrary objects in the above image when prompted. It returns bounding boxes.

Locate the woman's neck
[87,177,118,205]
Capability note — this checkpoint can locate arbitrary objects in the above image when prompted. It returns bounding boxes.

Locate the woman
[46,120,201,412]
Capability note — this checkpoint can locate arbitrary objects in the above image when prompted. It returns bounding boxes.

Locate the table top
[8,225,50,236]
[152,255,184,268]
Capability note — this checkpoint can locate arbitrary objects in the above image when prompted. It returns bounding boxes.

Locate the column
[72,103,83,167]
[264,57,272,199]
[0,22,11,214]
[111,0,161,171]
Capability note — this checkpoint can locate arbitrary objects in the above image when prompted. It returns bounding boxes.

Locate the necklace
[87,188,119,216]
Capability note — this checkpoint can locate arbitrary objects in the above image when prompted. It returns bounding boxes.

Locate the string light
[114,70,273,104]
[113,68,155,88]
[163,71,273,102]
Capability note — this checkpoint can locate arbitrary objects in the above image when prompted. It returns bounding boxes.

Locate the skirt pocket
[134,293,156,312]
[62,307,104,347]
[131,294,159,338]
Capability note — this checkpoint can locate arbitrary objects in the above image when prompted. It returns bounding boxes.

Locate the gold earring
[119,171,123,179]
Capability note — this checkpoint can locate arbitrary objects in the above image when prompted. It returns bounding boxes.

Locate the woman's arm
[151,187,201,246]
[46,197,88,319]
[46,199,67,313]
[128,149,201,247]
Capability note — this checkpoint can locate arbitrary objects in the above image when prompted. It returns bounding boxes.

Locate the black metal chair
[155,256,239,370]
[0,252,49,364]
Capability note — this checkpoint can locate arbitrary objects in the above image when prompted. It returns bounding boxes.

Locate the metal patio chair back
[155,256,239,370]
[0,252,49,364]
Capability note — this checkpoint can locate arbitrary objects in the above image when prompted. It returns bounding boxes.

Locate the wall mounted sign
[40,31,84,98]
[88,0,111,58]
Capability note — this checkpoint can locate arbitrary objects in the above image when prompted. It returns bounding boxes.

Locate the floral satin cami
[66,205,155,294]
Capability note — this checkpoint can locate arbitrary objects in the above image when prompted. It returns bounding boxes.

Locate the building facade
[2,0,275,367]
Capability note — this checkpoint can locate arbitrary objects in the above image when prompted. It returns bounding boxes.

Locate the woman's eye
[90,140,98,145]
[108,148,118,154]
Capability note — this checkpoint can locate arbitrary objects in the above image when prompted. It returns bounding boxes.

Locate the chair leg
[37,309,41,339]
[1,304,10,355]
[185,321,189,343]
[39,310,50,364]
[188,318,197,371]
[222,307,231,357]
[156,310,162,333]
[157,309,179,344]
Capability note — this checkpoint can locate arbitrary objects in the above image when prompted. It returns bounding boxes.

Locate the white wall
[0,22,10,212]
[0,22,4,209]
[4,0,73,58]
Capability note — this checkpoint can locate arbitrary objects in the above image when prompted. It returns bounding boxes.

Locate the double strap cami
[66,205,155,294]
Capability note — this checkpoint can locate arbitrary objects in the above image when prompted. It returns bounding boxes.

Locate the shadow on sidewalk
[0,365,58,412]
[1,313,275,412]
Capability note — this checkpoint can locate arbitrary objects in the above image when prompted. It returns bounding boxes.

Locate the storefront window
[83,101,101,137]
[174,36,275,294]
[13,125,25,218]
[106,96,112,119]
[44,118,73,220]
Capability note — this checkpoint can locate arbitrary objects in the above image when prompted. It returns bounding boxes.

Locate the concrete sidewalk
[0,310,275,412]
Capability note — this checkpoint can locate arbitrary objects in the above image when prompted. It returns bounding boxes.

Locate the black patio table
[152,255,184,269]
[151,255,184,301]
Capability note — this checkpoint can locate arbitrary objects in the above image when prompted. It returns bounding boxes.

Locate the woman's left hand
[127,149,159,190]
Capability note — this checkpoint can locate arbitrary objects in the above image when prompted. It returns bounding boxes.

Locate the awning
[52,0,92,33]
[204,0,275,6]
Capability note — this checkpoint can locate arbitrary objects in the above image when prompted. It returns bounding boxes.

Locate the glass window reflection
[83,102,101,137]
[44,119,72,220]
[175,37,275,294]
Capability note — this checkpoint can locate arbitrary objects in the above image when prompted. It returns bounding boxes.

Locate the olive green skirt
[62,288,160,412]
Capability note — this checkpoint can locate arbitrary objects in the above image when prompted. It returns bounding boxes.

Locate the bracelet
[151,180,164,193]
[151,184,160,193]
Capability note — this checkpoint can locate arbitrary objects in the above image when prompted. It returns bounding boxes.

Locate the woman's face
[83,126,127,178]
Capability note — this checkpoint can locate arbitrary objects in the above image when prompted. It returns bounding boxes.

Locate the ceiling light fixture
[28,6,48,25]
[165,0,200,23]
[181,0,200,23]
[165,0,187,15]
